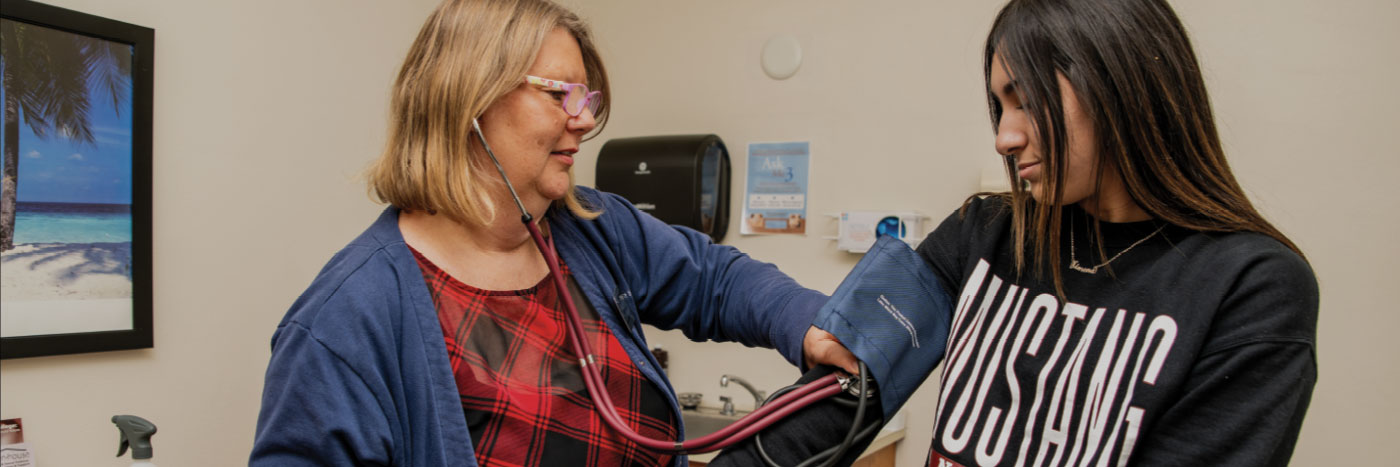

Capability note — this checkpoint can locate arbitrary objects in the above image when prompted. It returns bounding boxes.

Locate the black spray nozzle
[112,415,157,460]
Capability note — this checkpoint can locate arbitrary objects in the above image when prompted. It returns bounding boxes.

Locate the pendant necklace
[1069,219,1165,274]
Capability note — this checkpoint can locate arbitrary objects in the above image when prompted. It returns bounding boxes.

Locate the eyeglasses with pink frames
[525,75,601,117]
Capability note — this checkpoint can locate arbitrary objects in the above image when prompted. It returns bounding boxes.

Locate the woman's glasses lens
[584,94,601,115]
[563,86,600,116]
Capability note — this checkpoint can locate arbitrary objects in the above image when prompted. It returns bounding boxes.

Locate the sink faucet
[720,374,766,412]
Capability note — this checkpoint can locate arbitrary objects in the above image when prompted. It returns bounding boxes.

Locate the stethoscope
[471,119,879,466]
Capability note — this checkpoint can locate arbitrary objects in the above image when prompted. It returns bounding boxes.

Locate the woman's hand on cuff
[802,325,860,375]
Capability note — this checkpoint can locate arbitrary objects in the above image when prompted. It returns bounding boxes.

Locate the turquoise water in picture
[13,201,132,244]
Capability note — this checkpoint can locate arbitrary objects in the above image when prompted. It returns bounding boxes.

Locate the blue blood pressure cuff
[812,235,953,421]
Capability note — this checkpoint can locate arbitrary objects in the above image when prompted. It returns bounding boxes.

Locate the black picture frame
[0,0,153,359]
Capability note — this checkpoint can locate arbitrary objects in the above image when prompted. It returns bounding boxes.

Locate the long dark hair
[982,0,1304,294]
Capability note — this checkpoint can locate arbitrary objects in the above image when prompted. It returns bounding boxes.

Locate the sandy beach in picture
[1,242,134,337]
[2,15,143,340]
[1,242,132,299]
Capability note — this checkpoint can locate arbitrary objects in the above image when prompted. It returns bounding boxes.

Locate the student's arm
[1129,246,1318,466]
[1128,341,1315,466]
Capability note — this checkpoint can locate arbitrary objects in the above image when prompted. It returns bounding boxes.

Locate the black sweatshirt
[918,197,1318,467]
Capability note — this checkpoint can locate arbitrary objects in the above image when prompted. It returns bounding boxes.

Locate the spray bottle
[112,415,157,467]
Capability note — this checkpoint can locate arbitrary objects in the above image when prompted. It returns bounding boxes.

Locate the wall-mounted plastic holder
[824,211,929,253]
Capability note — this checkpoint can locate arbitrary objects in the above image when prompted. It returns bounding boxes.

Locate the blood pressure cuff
[812,234,953,421]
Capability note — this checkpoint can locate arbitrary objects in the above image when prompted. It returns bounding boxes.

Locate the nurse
[249,0,856,465]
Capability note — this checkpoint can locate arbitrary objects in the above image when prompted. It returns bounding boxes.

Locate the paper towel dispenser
[596,134,731,243]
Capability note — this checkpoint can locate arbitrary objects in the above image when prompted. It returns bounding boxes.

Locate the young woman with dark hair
[916,0,1318,465]
[712,1,1317,465]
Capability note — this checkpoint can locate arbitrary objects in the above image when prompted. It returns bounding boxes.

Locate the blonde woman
[250,1,855,465]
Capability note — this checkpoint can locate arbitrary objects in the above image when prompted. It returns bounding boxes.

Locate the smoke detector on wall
[761,35,802,80]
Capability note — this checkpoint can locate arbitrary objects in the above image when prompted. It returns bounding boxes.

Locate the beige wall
[0,0,439,464]
[1,0,1395,466]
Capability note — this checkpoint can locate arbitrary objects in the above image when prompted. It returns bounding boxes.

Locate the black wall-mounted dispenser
[596,134,731,243]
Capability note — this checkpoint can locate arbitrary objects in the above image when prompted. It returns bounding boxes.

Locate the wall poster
[741,141,809,236]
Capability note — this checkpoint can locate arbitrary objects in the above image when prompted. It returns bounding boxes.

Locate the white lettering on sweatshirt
[933,259,1179,467]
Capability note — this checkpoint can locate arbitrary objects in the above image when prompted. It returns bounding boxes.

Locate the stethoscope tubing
[473,118,848,454]
[526,221,845,453]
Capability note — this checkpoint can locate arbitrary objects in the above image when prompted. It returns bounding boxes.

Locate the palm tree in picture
[1,19,131,251]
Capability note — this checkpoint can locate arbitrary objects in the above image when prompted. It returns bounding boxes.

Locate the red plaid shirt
[411,246,677,467]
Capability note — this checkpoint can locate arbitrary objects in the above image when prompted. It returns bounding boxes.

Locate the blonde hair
[368,0,609,226]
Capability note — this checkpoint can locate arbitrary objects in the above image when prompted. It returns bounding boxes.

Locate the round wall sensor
[761,35,802,80]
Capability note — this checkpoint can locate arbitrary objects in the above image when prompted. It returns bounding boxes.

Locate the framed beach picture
[0,0,153,359]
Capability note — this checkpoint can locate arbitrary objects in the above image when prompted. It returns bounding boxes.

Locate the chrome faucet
[719,395,735,416]
[720,374,766,413]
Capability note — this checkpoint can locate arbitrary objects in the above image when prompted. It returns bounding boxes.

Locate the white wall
[1,1,1395,466]
[0,0,438,465]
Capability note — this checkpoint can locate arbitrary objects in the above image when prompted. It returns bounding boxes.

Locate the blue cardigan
[251,187,828,466]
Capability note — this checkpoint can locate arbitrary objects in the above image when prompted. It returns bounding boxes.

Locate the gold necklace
[1069,223,1165,274]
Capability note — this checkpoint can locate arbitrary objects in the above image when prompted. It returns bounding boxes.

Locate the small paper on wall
[742,142,810,235]
[1,418,36,467]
